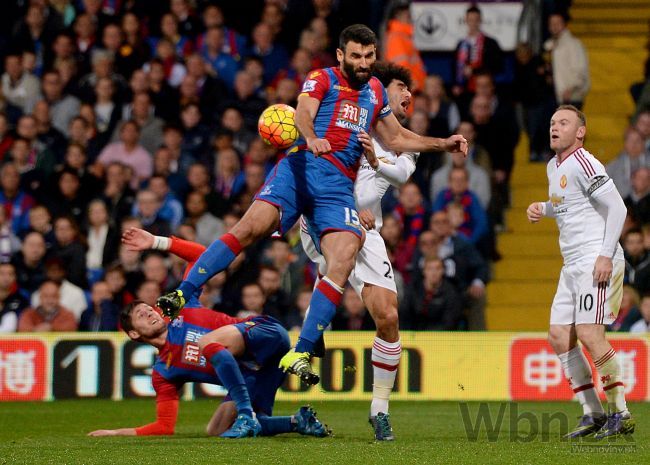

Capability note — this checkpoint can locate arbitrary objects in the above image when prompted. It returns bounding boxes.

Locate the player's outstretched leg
[294,406,331,437]
[202,343,261,439]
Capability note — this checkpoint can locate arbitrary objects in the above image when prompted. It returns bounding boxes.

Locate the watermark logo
[458,402,636,453]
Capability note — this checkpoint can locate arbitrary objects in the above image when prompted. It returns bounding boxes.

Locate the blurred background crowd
[0,0,648,335]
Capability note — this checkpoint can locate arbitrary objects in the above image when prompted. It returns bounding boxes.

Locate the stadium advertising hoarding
[0,332,647,402]
[411,1,523,51]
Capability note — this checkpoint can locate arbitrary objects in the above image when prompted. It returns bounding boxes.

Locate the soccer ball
[257,104,299,149]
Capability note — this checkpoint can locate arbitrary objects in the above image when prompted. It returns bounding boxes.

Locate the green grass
[0,400,647,465]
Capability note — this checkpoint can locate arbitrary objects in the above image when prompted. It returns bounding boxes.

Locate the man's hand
[468,284,485,299]
[306,137,332,156]
[526,202,544,223]
[88,429,120,437]
[593,255,613,284]
[444,135,468,157]
[358,209,375,230]
[358,130,378,169]
[122,227,155,251]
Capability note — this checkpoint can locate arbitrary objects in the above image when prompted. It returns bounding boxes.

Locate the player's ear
[127,329,141,341]
[577,125,586,140]
[336,48,344,63]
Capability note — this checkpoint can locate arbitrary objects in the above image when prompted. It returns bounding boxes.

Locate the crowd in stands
[0,0,647,334]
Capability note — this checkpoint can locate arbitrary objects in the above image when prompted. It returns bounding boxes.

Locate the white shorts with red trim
[549,258,624,326]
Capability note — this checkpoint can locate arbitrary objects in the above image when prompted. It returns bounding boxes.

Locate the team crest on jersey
[560,175,567,189]
[171,316,184,328]
[368,87,378,105]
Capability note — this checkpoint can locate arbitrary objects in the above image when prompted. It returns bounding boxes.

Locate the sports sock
[295,277,343,354]
[558,346,604,416]
[257,415,295,436]
[370,337,401,416]
[203,343,253,418]
[178,233,242,298]
[594,348,628,413]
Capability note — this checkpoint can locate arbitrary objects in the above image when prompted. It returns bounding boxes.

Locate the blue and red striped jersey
[296,67,392,178]
[153,307,245,387]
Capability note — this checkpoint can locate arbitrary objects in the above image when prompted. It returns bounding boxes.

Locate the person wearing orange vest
[383,3,426,92]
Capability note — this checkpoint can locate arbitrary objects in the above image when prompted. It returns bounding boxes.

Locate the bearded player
[88,228,329,439]
[527,105,634,438]
[157,24,467,386]
[300,62,418,441]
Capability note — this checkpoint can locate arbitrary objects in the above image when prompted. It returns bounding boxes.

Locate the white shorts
[549,259,624,326]
[300,220,397,297]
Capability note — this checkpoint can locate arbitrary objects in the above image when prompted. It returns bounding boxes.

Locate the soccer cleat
[369,412,395,441]
[156,290,186,319]
[563,414,606,439]
[279,349,320,385]
[594,411,635,439]
[220,414,261,439]
[294,406,331,437]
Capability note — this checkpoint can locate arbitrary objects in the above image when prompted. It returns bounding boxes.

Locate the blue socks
[257,415,295,435]
[295,279,342,354]
[206,344,253,418]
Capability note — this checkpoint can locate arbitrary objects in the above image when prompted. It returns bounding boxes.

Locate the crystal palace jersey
[296,67,392,177]
[153,307,244,386]
[547,147,624,265]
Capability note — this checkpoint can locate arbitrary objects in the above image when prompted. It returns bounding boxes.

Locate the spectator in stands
[231,162,266,213]
[422,75,461,138]
[147,59,181,122]
[453,5,503,97]
[0,163,36,236]
[610,285,641,332]
[249,22,289,85]
[11,232,47,295]
[97,120,153,190]
[0,263,29,333]
[15,115,57,179]
[119,13,152,79]
[513,42,556,162]
[44,168,87,227]
[40,69,81,137]
[432,166,490,254]
[18,280,78,332]
[7,138,43,195]
[2,53,40,114]
[142,252,178,293]
[220,107,256,156]
[184,53,228,125]
[147,175,184,232]
[0,113,14,160]
[85,199,120,281]
[61,143,101,200]
[68,116,102,162]
[624,228,650,296]
[393,182,427,248]
[383,1,426,92]
[400,256,462,330]
[26,205,55,250]
[170,0,202,39]
[101,162,136,227]
[629,294,650,333]
[431,125,491,210]
[221,70,267,130]
[0,208,21,263]
[329,286,373,330]
[78,49,128,106]
[285,287,311,331]
[135,279,162,308]
[185,162,227,218]
[624,167,650,225]
[606,127,649,200]
[543,12,590,109]
[79,280,119,331]
[114,92,164,157]
[51,216,87,289]
[380,214,413,283]
[634,110,650,152]
[184,190,224,247]
[257,265,291,323]
[199,26,240,90]
[237,282,266,319]
[104,264,134,309]
[133,189,172,237]
[32,100,68,161]
[180,103,211,162]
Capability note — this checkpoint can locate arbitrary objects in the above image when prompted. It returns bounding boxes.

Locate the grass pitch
[0,400,647,465]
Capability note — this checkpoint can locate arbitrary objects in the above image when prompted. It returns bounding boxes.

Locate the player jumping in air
[526,105,635,439]
[156,24,467,386]
[301,62,419,441]
[88,228,329,439]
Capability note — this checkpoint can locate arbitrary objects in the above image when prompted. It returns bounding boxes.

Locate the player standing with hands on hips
[527,105,634,439]
[156,24,467,385]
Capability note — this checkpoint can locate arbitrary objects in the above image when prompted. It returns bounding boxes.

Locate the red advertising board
[0,339,47,401]
[510,338,648,401]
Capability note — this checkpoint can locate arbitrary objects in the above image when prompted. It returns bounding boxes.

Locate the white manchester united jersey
[547,147,624,265]
[355,137,418,231]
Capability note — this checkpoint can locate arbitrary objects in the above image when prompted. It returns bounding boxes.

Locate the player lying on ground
[300,61,422,441]
[156,24,467,387]
[88,229,329,439]
[526,105,634,439]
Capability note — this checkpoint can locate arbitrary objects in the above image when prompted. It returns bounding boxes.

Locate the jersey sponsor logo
[336,102,368,132]
[379,104,391,116]
[302,79,317,93]
[182,342,203,366]
[560,175,567,189]
[340,101,360,123]
[550,194,564,207]
[333,84,353,92]
[587,175,609,195]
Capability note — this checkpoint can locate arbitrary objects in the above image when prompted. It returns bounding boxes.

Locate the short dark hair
[120,300,147,335]
[338,24,377,51]
[466,5,481,16]
[372,61,412,90]
[556,104,586,126]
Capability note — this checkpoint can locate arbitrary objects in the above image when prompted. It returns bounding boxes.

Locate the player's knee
[547,327,565,353]
[375,307,399,332]
[575,325,604,349]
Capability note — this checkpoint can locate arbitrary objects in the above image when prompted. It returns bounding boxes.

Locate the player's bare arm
[374,112,468,156]
[358,130,378,169]
[295,94,331,155]
[88,428,137,437]
[122,227,155,251]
